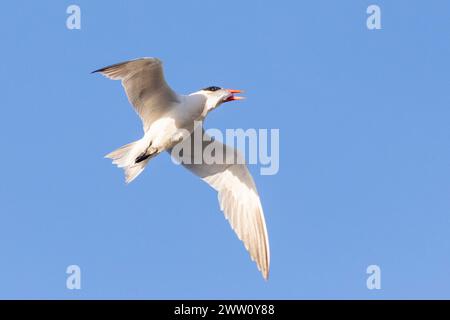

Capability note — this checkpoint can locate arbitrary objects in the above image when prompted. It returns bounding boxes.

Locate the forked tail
[105,140,151,183]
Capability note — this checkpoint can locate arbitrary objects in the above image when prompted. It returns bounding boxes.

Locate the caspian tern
[92,57,270,280]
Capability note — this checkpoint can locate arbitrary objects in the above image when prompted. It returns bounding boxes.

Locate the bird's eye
[204,86,221,92]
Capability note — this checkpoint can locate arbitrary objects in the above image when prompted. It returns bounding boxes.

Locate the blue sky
[0,0,450,299]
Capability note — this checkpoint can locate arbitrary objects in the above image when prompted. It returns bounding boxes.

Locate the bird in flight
[92,57,270,280]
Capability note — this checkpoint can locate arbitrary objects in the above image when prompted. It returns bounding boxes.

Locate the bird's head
[200,86,244,112]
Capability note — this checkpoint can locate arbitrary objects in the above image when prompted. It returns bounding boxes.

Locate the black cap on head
[203,86,221,92]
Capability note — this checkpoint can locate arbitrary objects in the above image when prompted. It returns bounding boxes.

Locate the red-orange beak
[224,89,245,102]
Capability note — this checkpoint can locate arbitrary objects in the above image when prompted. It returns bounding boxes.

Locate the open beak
[224,89,245,102]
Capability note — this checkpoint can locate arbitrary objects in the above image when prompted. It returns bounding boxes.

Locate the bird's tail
[105,140,151,183]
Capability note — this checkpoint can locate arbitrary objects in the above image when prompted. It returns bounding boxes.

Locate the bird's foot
[135,146,158,164]
[135,152,151,164]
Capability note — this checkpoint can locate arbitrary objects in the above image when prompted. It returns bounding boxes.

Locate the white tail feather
[105,140,150,183]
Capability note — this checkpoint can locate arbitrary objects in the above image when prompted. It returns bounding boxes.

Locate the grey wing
[170,131,270,280]
[92,57,179,131]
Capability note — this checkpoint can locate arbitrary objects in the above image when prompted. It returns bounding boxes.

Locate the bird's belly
[144,116,193,151]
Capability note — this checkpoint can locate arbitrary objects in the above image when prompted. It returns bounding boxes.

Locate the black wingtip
[91,68,103,74]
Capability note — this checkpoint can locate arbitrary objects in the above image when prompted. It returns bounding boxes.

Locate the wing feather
[171,132,270,279]
[92,57,179,131]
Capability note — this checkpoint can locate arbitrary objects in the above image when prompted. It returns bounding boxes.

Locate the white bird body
[93,57,270,280]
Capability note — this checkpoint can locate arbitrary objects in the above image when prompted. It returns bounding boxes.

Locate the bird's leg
[135,153,151,164]
[135,142,158,164]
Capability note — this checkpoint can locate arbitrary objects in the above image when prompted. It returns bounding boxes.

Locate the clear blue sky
[0,1,449,299]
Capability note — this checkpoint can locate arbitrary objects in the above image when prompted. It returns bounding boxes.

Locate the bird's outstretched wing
[92,57,179,131]
[170,131,270,280]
